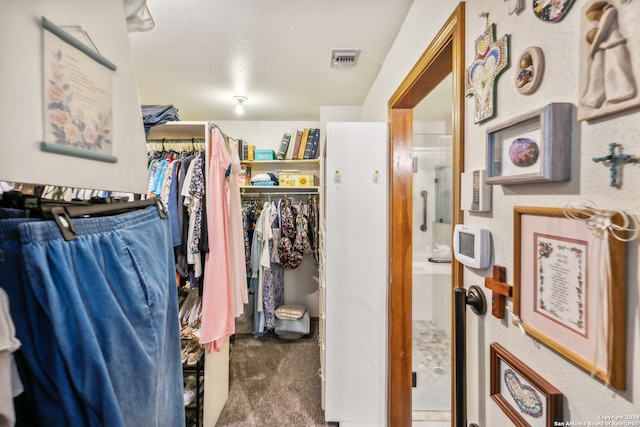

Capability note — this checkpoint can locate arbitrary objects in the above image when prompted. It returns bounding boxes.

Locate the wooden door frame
[387,4,465,426]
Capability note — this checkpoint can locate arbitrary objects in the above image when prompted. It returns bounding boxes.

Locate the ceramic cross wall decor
[592,142,638,187]
[465,23,510,124]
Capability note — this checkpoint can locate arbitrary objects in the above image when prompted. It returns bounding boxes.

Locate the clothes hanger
[44,198,166,241]
[3,189,166,241]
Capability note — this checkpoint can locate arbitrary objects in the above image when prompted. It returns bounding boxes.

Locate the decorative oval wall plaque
[509,138,539,167]
[533,0,576,22]
[516,47,544,95]
[504,368,544,418]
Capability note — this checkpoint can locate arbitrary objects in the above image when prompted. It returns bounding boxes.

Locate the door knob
[455,285,487,316]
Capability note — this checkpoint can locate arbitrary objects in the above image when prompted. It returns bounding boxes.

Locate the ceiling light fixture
[234,96,247,114]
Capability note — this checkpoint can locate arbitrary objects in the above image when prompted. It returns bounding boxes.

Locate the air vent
[330,49,361,68]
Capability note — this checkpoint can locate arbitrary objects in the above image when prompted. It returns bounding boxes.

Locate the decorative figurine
[578,0,640,121]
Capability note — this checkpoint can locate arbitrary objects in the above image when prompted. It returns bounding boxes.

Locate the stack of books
[276,128,320,160]
[237,140,255,161]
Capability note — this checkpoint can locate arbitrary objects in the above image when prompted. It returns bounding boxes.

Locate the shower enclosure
[412,129,453,424]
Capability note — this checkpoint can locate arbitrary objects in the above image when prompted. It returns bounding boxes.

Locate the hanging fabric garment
[277,197,303,269]
[200,126,235,351]
[309,195,320,264]
[270,202,282,265]
[181,155,203,278]
[227,140,249,318]
[294,200,313,255]
[263,203,285,330]
[0,206,184,427]
[242,204,254,277]
[251,202,272,337]
[0,287,22,427]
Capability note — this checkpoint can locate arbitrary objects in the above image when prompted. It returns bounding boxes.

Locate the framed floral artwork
[490,343,563,427]
[41,17,118,163]
[485,103,573,185]
[513,206,627,390]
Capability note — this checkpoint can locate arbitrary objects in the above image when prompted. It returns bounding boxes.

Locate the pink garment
[200,127,235,351]
[228,142,249,316]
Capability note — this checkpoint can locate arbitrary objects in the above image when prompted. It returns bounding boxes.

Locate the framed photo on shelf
[513,206,627,390]
[486,103,573,185]
[490,342,563,427]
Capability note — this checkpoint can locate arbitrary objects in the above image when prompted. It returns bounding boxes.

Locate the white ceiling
[128,0,418,122]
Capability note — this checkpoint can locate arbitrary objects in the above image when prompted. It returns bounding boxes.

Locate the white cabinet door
[324,122,388,424]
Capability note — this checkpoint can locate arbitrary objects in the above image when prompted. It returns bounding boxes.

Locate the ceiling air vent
[330,49,360,68]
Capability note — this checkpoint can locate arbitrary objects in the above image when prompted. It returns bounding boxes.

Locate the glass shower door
[411,75,454,424]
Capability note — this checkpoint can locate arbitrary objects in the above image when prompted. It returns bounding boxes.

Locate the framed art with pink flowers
[512,206,627,390]
[490,342,563,427]
[485,103,573,185]
[40,17,118,163]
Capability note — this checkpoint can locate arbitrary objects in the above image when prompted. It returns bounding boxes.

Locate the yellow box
[279,173,315,187]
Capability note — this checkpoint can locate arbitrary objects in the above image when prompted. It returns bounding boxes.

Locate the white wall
[463,1,640,425]
[0,0,148,193]
[361,0,460,121]
[209,120,319,149]
[363,0,640,424]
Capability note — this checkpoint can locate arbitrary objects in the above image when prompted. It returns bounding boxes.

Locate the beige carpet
[215,322,332,427]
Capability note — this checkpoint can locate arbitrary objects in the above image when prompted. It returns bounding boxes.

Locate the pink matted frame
[513,206,627,390]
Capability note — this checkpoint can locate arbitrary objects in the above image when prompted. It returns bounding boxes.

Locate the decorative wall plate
[465,23,510,124]
[516,46,544,95]
[533,0,576,22]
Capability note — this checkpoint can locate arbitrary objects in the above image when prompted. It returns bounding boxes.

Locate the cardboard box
[279,173,315,187]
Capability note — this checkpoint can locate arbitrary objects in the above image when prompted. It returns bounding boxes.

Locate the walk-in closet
[144,119,328,426]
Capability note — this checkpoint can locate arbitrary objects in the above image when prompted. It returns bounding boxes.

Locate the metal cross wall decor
[592,142,638,187]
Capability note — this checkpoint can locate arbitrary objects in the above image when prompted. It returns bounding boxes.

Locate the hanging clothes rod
[146,138,206,153]
[146,138,206,144]
[240,190,318,196]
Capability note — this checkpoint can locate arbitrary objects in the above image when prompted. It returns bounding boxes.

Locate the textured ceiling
[128,0,416,121]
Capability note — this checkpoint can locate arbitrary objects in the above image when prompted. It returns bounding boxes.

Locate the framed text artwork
[486,103,573,185]
[513,206,627,390]
[40,17,118,163]
[490,343,563,427]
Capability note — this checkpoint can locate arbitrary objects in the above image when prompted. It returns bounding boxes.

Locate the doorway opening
[411,77,453,423]
[387,4,465,426]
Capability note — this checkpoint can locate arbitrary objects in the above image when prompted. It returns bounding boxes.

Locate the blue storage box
[254,149,275,160]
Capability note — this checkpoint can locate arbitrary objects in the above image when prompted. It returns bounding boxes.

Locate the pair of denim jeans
[0,206,184,426]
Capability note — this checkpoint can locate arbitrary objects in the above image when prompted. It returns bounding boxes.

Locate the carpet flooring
[215,321,332,427]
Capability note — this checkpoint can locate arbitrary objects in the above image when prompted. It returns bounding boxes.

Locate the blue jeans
[0,206,184,426]
[0,216,84,426]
